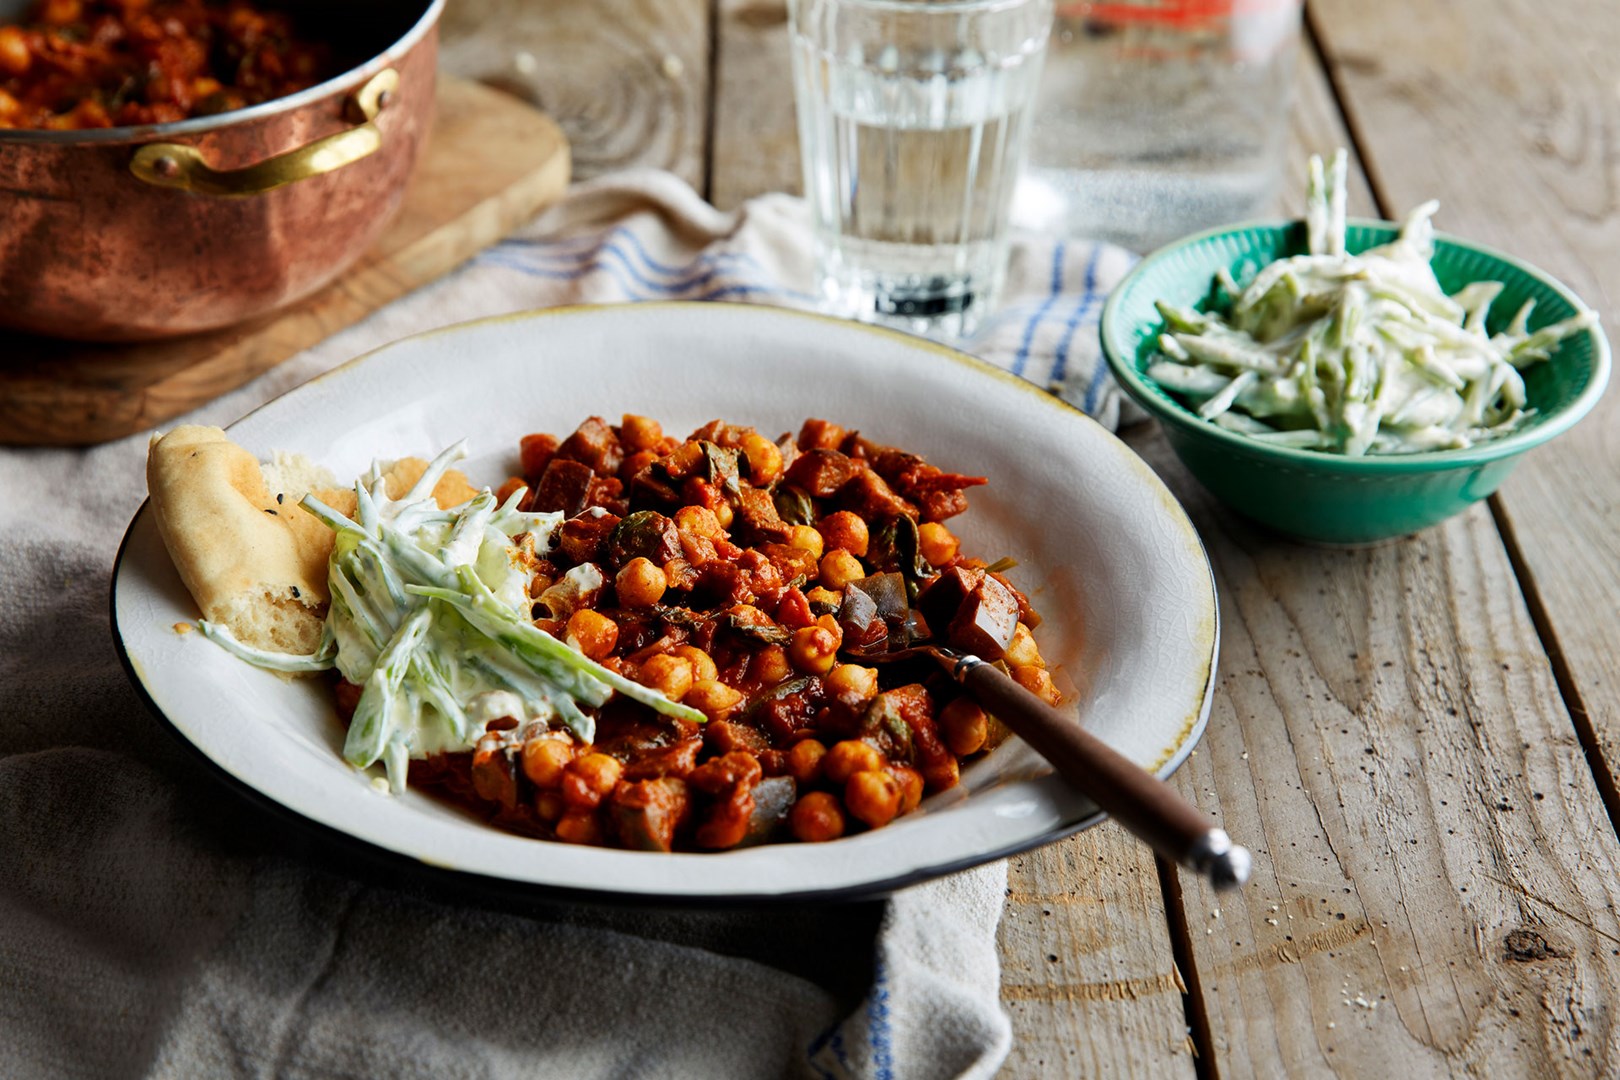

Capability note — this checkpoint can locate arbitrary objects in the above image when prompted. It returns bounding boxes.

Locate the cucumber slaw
[1145,149,1599,455]
[201,440,704,794]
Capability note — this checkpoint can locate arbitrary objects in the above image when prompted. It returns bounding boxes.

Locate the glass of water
[789,0,1053,339]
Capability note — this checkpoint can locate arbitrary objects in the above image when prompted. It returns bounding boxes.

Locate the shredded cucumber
[202,440,704,794]
[1148,149,1600,455]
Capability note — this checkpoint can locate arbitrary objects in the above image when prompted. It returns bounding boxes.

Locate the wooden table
[442,3,1620,1074]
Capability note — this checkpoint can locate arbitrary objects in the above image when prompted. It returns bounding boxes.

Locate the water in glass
[791,0,1051,338]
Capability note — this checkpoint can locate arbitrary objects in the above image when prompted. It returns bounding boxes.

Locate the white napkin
[0,170,1135,1079]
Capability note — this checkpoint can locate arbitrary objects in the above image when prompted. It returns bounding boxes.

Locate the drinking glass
[789,0,1053,339]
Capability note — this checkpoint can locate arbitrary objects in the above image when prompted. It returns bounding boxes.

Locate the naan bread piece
[146,426,477,656]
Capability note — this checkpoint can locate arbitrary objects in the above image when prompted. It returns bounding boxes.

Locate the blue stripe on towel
[478,248,817,306]
[868,958,895,1080]
[1050,244,1104,385]
[1011,241,1066,378]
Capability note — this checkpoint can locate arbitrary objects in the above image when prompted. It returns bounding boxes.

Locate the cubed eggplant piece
[611,777,692,852]
[557,509,622,565]
[785,448,863,496]
[837,581,883,648]
[946,575,1020,661]
[555,415,624,477]
[734,485,794,544]
[529,458,596,516]
[738,776,796,847]
[622,737,703,781]
[915,565,984,636]
[471,736,519,811]
[609,510,681,569]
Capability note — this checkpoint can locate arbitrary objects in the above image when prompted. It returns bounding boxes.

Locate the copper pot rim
[0,0,445,148]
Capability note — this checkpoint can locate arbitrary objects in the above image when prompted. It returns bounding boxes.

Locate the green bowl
[1099,220,1612,544]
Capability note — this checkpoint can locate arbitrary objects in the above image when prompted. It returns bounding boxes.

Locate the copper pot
[0,0,444,342]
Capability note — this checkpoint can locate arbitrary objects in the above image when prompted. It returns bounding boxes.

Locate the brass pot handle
[130,68,399,198]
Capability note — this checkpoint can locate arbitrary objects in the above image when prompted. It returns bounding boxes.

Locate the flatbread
[146,425,478,656]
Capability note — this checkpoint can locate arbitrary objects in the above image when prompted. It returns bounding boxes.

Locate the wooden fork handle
[950,655,1251,890]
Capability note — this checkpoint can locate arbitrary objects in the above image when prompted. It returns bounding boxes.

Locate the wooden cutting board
[0,76,570,447]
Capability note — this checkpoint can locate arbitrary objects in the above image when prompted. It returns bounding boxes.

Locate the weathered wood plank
[998,828,1198,1078]
[1310,0,1620,888]
[711,0,802,208]
[1153,21,1620,1075]
[440,0,711,188]
[1157,463,1620,1076]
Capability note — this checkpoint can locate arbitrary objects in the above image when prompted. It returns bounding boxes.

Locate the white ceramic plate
[113,303,1218,903]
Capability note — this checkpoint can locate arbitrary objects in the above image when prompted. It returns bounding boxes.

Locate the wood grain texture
[711,0,801,209]
[999,828,1197,1079]
[0,78,569,446]
[1155,464,1620,1077]
[1308,0,1620,887]
[441,0,710,188]
[1155,29,1620,1074]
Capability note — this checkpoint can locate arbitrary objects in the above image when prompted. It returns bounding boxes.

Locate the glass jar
[1012,0,1302,252]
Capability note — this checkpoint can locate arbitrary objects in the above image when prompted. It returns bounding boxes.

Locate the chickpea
[917,522,961,568]
[825,663,879,704]
[616,557,668,608]
[521,737,575,789]
[555,811,605,845]
[804,586,841,613]
[739,432,785,485]
[922,754,960,793]
[639,654,695,702]
[751,643,793,686]
[845,770,901,829]
[40,0,80,26]
[620,413,664,453]
[687,679,745,722]
[823,739,884,784]
[816,511,870,558]
[675,504,724,539]
[0,26,32,78]
[560,752,624,811]
[1004,623,1043,669]
[565,609,619,660]
[789,624,841,675]
[889,764,925,814]
[787,739,827,785]
[1014,664,1062,706]
[790,791,846,843]
[673,644,718,684]
[785,524,825,561]
[535,790,566,822]
[938,698,989,756]
[818,549,866,591]
[713,499,734,530]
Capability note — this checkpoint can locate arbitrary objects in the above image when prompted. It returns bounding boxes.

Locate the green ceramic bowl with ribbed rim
[1100,219,1611,544]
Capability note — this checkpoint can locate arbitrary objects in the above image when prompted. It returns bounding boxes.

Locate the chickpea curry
[0,0,329,130]
[334,415,1063,853]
